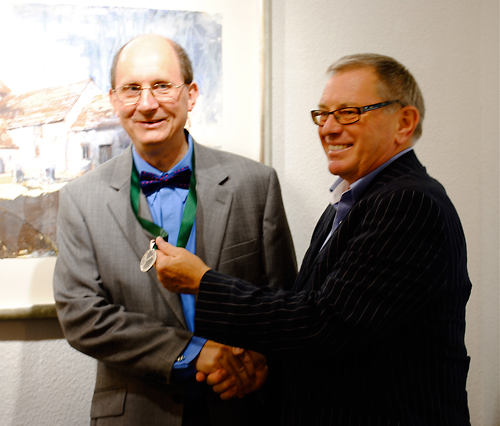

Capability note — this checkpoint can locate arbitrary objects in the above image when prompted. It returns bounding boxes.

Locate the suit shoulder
[201,144,271,168]
[369,154,447,201]
[365,166,463,233]
[385,167,449,203]
[195,143,276,180]
[62,151,125,193]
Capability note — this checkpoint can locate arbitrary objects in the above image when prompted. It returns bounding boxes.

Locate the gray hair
[327,53,425,140]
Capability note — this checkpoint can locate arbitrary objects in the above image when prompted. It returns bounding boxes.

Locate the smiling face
[318,67,409,184]
[110,35,198,167]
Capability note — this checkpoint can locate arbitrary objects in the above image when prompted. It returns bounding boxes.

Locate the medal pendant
[140,239,157,272]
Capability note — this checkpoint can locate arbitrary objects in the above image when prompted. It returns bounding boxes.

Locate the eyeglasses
[112,82,185,105]
[311,100,402,126]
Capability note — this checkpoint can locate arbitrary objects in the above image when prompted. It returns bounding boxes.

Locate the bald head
[110,35,193,89]
[108,34,199,171]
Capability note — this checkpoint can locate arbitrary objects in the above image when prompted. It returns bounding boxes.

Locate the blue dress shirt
[132,134,206,379]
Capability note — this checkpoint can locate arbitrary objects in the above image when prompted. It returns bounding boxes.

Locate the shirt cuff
[171,336,208,381]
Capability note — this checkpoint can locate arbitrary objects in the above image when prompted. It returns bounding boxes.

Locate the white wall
[271,0,499,424]
[0,319,96,426]
[0,1,498,425]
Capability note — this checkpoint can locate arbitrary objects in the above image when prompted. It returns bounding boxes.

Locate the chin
[327,163,342,176]
[137,132,168,145]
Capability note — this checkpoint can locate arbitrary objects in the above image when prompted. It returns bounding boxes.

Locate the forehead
[319,67,381,108]
[115,37,182,84]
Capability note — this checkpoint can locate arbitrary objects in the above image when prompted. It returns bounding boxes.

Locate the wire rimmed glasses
[311,100,403,126]
[112,82,185,105]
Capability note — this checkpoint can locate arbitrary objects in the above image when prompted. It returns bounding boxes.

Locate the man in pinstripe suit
[157,54,471,425]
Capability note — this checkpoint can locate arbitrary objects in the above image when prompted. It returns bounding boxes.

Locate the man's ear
[109,89,119,115]
[187,82,199,112]
[395,106,419,146]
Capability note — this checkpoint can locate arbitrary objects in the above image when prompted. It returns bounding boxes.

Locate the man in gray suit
[53,34,296,426]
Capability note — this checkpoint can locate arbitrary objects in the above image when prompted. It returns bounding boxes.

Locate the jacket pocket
[218,239,262,285]
[91,386,127,419]
[219,238,259,264]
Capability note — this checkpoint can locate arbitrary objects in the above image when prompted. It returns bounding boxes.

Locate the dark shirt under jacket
[195,151,471,426]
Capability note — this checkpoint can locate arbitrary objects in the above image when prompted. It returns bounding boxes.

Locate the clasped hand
[195,340,268,400]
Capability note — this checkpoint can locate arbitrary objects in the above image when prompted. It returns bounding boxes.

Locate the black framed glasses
[112,82,185,105]
[311,100,403,126]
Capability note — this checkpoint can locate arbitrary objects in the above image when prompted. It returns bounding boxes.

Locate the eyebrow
[317,102,353,110]
[120,80,174,87]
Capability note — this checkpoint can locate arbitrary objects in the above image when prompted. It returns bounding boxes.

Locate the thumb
[232,347,245,356]
[155,236,177,255]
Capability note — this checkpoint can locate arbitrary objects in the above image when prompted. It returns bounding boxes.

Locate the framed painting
[0,0,270,318]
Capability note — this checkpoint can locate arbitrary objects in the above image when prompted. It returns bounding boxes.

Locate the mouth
[137,118,166,127]
[327,144,352,151]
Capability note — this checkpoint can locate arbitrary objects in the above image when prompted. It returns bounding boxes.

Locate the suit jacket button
[172,394,183,404]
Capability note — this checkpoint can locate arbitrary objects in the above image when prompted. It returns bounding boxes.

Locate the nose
[136,87,159,111]
[320,113,343,135]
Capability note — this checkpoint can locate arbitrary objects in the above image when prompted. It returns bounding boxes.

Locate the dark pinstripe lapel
[294,204,336,289]
[295,151,424,290]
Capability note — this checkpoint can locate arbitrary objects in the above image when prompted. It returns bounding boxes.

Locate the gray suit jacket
[53,141,297,426]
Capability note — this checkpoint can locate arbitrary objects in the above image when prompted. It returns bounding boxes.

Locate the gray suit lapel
[193,143,232,269]
[107,145,187,328]
[108,147,152,260]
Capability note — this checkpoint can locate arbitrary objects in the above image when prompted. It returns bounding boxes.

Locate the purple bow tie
[140,166,192,196]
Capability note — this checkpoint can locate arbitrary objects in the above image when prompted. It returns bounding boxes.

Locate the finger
[226,358,252,397]
[196,341,248,396]
[248,350,267,368]
[240,351,256,378]
[196,371,207,383]
[214,356,245,397]
[205,369,229,386]
[219,389,238,400]
[212,376,238,394]
[231,347,255,377]
[232,347,245,356]
[217,384,239,401]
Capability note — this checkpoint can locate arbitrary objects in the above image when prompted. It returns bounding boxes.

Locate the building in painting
[0,79,124,183]
[70,92,130,172]
[0,79,126,258]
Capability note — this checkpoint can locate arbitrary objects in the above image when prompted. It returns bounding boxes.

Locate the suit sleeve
[195,188,452,355]
[53,186,192,384]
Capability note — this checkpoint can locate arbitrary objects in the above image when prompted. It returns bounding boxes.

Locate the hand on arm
[155,237,210,294]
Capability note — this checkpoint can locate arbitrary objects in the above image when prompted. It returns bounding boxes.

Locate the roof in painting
[0,79,94,130]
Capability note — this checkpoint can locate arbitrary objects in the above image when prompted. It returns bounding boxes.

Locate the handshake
[195,340,268,400]
[153,237,268,399]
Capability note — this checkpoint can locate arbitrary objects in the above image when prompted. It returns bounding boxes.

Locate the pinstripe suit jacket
[195,151,471,425]
[53,140,297,426]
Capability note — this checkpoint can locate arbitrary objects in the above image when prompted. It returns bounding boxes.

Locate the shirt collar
[329,147,413,205]
[132,131,194,176]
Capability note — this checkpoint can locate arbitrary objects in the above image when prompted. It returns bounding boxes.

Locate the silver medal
[140,239,157,272]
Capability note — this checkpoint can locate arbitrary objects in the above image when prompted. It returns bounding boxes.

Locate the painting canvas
[0,0,264,261]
